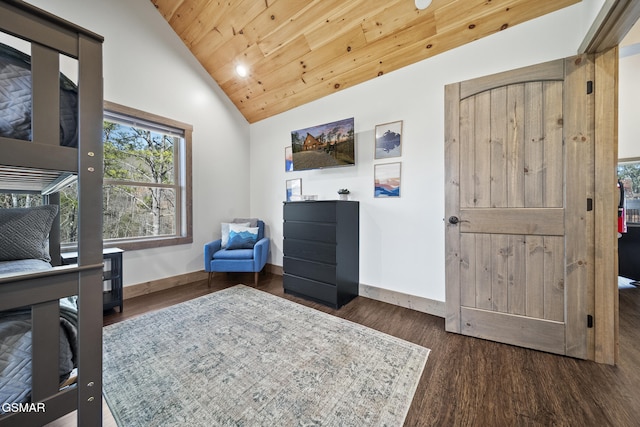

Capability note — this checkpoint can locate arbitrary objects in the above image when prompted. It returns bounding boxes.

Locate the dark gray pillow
[232,217,258,227]
[0,205,58,262]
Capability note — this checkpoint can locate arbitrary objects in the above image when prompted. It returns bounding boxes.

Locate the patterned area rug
[102,285,430,426]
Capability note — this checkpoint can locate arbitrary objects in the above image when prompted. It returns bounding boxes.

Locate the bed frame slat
[31,44,61,146]
[0,138,78,174]
[31,301,61,401]
[0,269,84,311]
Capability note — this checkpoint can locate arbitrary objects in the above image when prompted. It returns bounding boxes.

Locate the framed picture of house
[286,178,302,201]
[290,117,355,171]
[374,162,401,198]
[285,146,293,172]
[375,120,403,159]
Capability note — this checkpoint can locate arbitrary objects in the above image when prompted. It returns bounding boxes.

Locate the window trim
[619,156,640,163]
[101,101,193,251]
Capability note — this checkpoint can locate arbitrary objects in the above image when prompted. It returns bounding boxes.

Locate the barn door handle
[448,216,459,225]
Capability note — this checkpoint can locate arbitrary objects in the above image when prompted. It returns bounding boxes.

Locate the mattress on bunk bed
[0,42,78,147]
[0,296,78,412]
[0,259,51,275]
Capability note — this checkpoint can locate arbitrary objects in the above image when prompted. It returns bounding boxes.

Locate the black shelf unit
[283,200,359,308]
[62,248,123,312]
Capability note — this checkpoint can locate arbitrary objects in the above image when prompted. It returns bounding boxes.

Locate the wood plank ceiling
[151,0,580,123]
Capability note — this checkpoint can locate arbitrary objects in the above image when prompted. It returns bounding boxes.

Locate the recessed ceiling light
[235,65,248,77]
[415,0,432,10]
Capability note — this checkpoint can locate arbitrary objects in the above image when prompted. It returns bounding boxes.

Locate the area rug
[102,285,430,426]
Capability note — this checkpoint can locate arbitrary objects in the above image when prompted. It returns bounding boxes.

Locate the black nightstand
[61,247,124,312]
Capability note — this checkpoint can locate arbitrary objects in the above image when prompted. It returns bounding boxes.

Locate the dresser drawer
[283,274,337,306]
[284,202,336,223]
[283,239,336,264]
[283,256,337,284]
[283,221,336,243]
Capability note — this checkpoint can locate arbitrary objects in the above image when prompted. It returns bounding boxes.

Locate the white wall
[28,0,250,286]
[23,1,607,301]
[580,0,607,44]
[620,49,640,159]
[250,4,587,303]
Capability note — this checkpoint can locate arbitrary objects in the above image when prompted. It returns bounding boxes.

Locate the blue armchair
[204,220,270,287]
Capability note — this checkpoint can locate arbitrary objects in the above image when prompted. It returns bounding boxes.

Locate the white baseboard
[359,283,445,318]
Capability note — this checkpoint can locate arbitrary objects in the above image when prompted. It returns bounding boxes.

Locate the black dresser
[283,200,359,308]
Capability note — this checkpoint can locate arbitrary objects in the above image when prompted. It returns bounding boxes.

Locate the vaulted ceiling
[151,0,580,123]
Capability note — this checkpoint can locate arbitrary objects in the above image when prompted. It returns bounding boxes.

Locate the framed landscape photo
[290,117,355,171]
[374,162,401,198]
[375,120,402,159]
[286,178,302,201]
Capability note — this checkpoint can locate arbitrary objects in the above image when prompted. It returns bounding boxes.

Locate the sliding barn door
[445,56,595,359]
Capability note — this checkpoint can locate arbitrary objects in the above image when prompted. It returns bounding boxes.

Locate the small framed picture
[286,178,302,201]
[285,146,293,172]
[375,120,403,159]
[374,162,401,198]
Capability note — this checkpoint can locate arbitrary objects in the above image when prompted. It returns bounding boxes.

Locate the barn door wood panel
[445,56,595,358]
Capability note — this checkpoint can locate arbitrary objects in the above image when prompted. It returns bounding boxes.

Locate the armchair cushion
[212,248,254,260]
[226,224,259,250]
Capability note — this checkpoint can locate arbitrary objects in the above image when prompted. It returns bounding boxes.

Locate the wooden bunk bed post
[76,33,104,427]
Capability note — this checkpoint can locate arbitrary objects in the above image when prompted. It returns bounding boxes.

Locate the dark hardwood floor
[98,273,640,426]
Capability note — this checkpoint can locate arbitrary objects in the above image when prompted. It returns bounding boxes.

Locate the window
[0,194,42,208]
[60,102,193,250]
[101,102,192,249]
[0,103,192,250]
[618,158,640,224]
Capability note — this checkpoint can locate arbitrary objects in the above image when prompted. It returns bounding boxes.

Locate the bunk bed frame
[0,1,104,426]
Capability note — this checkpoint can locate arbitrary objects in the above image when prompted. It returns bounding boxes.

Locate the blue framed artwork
[374,162,401,198]
[375,120,402,159]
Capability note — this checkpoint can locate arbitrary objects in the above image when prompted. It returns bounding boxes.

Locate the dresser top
[283,200,358,204]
